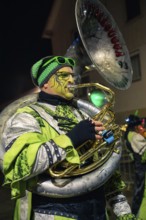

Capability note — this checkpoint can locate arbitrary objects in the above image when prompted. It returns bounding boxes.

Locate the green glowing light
[89,90,106,108]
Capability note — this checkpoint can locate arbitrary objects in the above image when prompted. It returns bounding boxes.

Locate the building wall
[103,0,146,124]
[43,0,77,55]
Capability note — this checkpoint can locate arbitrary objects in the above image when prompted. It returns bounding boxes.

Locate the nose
[68,74,74,83]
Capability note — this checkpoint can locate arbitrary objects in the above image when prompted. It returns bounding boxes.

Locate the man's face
[43,67,75,100]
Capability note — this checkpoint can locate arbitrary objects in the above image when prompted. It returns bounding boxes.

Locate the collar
[38,91,73,106]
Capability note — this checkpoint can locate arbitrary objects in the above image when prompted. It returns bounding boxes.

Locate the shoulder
[128,131,146,147]
[4,104,41,132]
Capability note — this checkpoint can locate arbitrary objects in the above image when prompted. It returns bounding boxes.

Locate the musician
[2,56,141,220]
[124,114,146,220]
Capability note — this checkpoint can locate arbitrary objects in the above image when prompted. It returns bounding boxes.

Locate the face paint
[46,67,75,100]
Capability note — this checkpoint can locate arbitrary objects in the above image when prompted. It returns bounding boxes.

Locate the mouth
[67,84,75,93]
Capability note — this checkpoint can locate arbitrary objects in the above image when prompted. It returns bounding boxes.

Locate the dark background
[0,1,53,218]
[0,0,53,107]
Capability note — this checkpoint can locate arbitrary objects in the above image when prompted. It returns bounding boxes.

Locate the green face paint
[48,67,75,100]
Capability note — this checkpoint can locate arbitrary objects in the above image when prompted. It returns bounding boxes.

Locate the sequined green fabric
[55,105,79,132]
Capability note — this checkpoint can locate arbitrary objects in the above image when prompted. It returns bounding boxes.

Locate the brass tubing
[48,83,121,179]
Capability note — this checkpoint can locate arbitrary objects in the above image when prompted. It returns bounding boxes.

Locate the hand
[67,119,105,148]
[116,213,142,220]
[91,120,105,140]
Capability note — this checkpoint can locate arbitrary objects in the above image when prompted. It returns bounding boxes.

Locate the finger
[91,120,103,126]
[95,130,103,135]
[95,126,105,133]
[95,134,103,140]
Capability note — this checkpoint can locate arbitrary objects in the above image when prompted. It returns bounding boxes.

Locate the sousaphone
[0,0,133,198]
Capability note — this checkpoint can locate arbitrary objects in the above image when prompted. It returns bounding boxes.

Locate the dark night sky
[0,0,53,106]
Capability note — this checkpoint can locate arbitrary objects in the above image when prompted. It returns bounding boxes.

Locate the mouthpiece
[67,85,79,92]
[67,84,78,89]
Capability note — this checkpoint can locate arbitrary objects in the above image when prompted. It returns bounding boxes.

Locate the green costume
[1,55,141,220]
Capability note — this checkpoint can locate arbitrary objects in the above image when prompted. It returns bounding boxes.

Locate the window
[131,52,141,82]
[125,0,140,21]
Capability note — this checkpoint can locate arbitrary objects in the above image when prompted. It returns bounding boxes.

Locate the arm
[2,111,74,179]
[2,110,74,199]
[128,131,146,155]
[2,108,104,199]
[128,131,146,163]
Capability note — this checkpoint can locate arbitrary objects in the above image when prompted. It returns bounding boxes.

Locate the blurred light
[125,117,130,123]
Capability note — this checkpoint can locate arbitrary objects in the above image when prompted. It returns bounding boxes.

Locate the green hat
[31,55,76,87]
